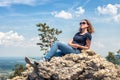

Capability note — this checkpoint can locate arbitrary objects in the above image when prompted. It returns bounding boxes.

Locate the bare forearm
[68,38,91,49]
[68,39,78,48]
[77,45,89,50]
[68,39,73,46]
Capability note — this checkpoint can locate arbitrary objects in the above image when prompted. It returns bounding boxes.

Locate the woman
[25,19,94,65]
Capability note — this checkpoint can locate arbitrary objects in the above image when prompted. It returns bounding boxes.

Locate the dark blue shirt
[72,32,92,50]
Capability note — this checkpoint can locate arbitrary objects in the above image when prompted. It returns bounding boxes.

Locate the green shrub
[8,64,25,79]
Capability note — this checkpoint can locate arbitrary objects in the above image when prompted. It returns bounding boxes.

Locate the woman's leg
[44,41,76,61]
[54,50,65,57]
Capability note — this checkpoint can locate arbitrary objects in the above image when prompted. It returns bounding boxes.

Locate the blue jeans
[44,41,81,61]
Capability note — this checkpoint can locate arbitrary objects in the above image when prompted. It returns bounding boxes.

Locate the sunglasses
[80,22,87,25]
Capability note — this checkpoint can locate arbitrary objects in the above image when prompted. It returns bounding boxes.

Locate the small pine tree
[36,23,62,55]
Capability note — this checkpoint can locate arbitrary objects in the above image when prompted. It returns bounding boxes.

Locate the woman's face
[80,20,89,29]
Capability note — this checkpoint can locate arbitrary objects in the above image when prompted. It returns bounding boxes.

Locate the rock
[9,50,120,80]
[7,76,27,80]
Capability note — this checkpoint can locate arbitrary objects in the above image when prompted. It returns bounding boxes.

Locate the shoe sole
[25,57,34,67]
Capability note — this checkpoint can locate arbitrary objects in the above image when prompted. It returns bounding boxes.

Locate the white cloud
[51,7,85,19]
[0,0,36,7]
[52,10,72,19]
[97,4,119,15]
[0,31,24,46]
[113,14,120,22]
[75,7,85,16]
[97,4,120,22]
[0,31,39,47]
[0,0,55,7]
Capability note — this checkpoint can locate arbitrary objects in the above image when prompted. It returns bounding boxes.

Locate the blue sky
[0,0,120,57]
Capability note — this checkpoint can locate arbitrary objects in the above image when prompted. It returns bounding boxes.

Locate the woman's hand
[68,38,80,48]
[68,38,91,50]
[70,44,79,48]
[69,43,80,48]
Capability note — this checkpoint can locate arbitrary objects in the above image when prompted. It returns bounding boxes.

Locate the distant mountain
[0,57,26,71]
[0,57,42,73]
[0,57,25,79]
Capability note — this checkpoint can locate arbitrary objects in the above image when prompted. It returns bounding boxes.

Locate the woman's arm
[68,39,91,50]
[68,38,73,46]
[68,38,78,48]
[76,40,91,50]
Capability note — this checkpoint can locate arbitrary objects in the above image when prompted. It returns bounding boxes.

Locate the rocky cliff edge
[8,50,120,80]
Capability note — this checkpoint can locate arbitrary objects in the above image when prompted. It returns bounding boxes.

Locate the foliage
[8,64,25,79]
[36,23,62,55]
[117,49,120,54]
[106,52,119,65]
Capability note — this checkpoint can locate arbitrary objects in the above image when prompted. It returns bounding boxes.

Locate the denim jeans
[44,41,81,61]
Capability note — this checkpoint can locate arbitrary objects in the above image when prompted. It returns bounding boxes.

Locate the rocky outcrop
[8,50,120,80]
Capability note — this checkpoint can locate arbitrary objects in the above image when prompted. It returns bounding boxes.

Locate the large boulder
[9,50,120,80]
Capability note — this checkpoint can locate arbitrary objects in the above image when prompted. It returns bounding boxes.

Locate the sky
[0,0,120,57]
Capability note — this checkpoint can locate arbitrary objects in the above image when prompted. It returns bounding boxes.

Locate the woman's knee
[54,41,62,45]
[54,50,64,57]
